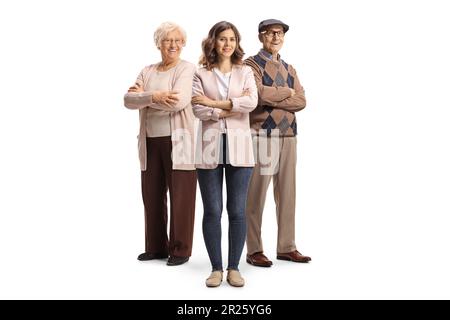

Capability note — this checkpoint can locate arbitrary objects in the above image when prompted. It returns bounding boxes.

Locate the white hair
[153,22,187,49]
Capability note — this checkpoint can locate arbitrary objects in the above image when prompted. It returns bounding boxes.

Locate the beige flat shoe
[205,271,223,287]
[226,270,245,287]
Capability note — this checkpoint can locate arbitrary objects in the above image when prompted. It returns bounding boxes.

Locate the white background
[1,0,449,299]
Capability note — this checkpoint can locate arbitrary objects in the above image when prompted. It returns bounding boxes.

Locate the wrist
[228,99,233,110]
[152,91,160,103]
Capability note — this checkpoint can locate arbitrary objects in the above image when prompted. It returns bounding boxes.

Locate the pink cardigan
[124,60,196,171]
[192,65,258,169]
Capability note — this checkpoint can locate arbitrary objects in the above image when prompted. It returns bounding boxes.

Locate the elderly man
[245,19,311,267]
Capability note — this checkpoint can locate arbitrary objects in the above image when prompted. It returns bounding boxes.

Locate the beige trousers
[246,136,298,255]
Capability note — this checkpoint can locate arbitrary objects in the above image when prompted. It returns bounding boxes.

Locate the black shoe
[137,252,168,261]
[167,256,189,266]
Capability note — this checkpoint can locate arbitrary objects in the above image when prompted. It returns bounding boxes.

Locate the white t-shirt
[213,68,231,133]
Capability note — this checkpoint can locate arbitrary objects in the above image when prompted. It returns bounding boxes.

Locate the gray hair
[153,22,187,49]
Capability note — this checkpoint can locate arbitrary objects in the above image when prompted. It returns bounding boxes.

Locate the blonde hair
[153,22,187,49]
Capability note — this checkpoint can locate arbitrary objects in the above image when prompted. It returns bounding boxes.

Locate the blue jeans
[197,135,253,271]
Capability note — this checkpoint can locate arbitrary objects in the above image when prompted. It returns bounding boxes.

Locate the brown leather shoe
[246,252,273,267]
[277,250,311,263]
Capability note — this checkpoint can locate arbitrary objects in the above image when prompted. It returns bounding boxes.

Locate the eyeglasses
[261,30,285,38]
[161,39,184,46]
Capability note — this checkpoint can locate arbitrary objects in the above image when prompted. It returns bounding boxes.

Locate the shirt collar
[259,49,280,62]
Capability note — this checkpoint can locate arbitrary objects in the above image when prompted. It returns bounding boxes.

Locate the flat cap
[258,19,289,33]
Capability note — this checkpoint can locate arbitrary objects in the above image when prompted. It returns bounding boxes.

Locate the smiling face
[214,28,236,61]
[159,29,184,64]
[259,24,285,56]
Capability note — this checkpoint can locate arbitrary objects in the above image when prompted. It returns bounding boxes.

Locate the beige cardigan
[124,60,196,171]
[192,65,258,169]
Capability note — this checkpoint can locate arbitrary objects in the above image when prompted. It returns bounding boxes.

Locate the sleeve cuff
[231,98,241,113]
[136,91,153,104]
[211,108,221,121]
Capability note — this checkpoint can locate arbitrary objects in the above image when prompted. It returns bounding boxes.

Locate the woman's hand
[192,95,215,107]
[152,90,180,107]
[219,110,236,119]
[193,96,233,110]
[128,85,143,93]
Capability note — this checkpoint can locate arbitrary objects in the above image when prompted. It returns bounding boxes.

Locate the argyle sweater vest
[245,52,299,137]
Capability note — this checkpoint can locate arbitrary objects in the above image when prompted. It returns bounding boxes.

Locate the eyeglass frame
[260,30,285,38]
[160,38,185,46]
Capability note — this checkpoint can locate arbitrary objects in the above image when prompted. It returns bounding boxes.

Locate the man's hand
[152,90,180,107]
[289,88,296,97]
[192,95,215,107]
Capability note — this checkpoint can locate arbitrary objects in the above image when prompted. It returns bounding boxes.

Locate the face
[159,29,184,62]
[215,28,236,60]
[260,24,285,55]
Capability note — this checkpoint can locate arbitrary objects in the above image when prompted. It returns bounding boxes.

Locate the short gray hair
[154,22,187,49]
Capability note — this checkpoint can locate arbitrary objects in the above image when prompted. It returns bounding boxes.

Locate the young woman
[192,21,257,287]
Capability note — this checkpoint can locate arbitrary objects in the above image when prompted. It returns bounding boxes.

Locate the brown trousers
[246,136,298,255]
[141,137,197,258]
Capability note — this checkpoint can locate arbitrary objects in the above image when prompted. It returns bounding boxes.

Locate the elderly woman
[124,22,197,266]
[192,21,258,287]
